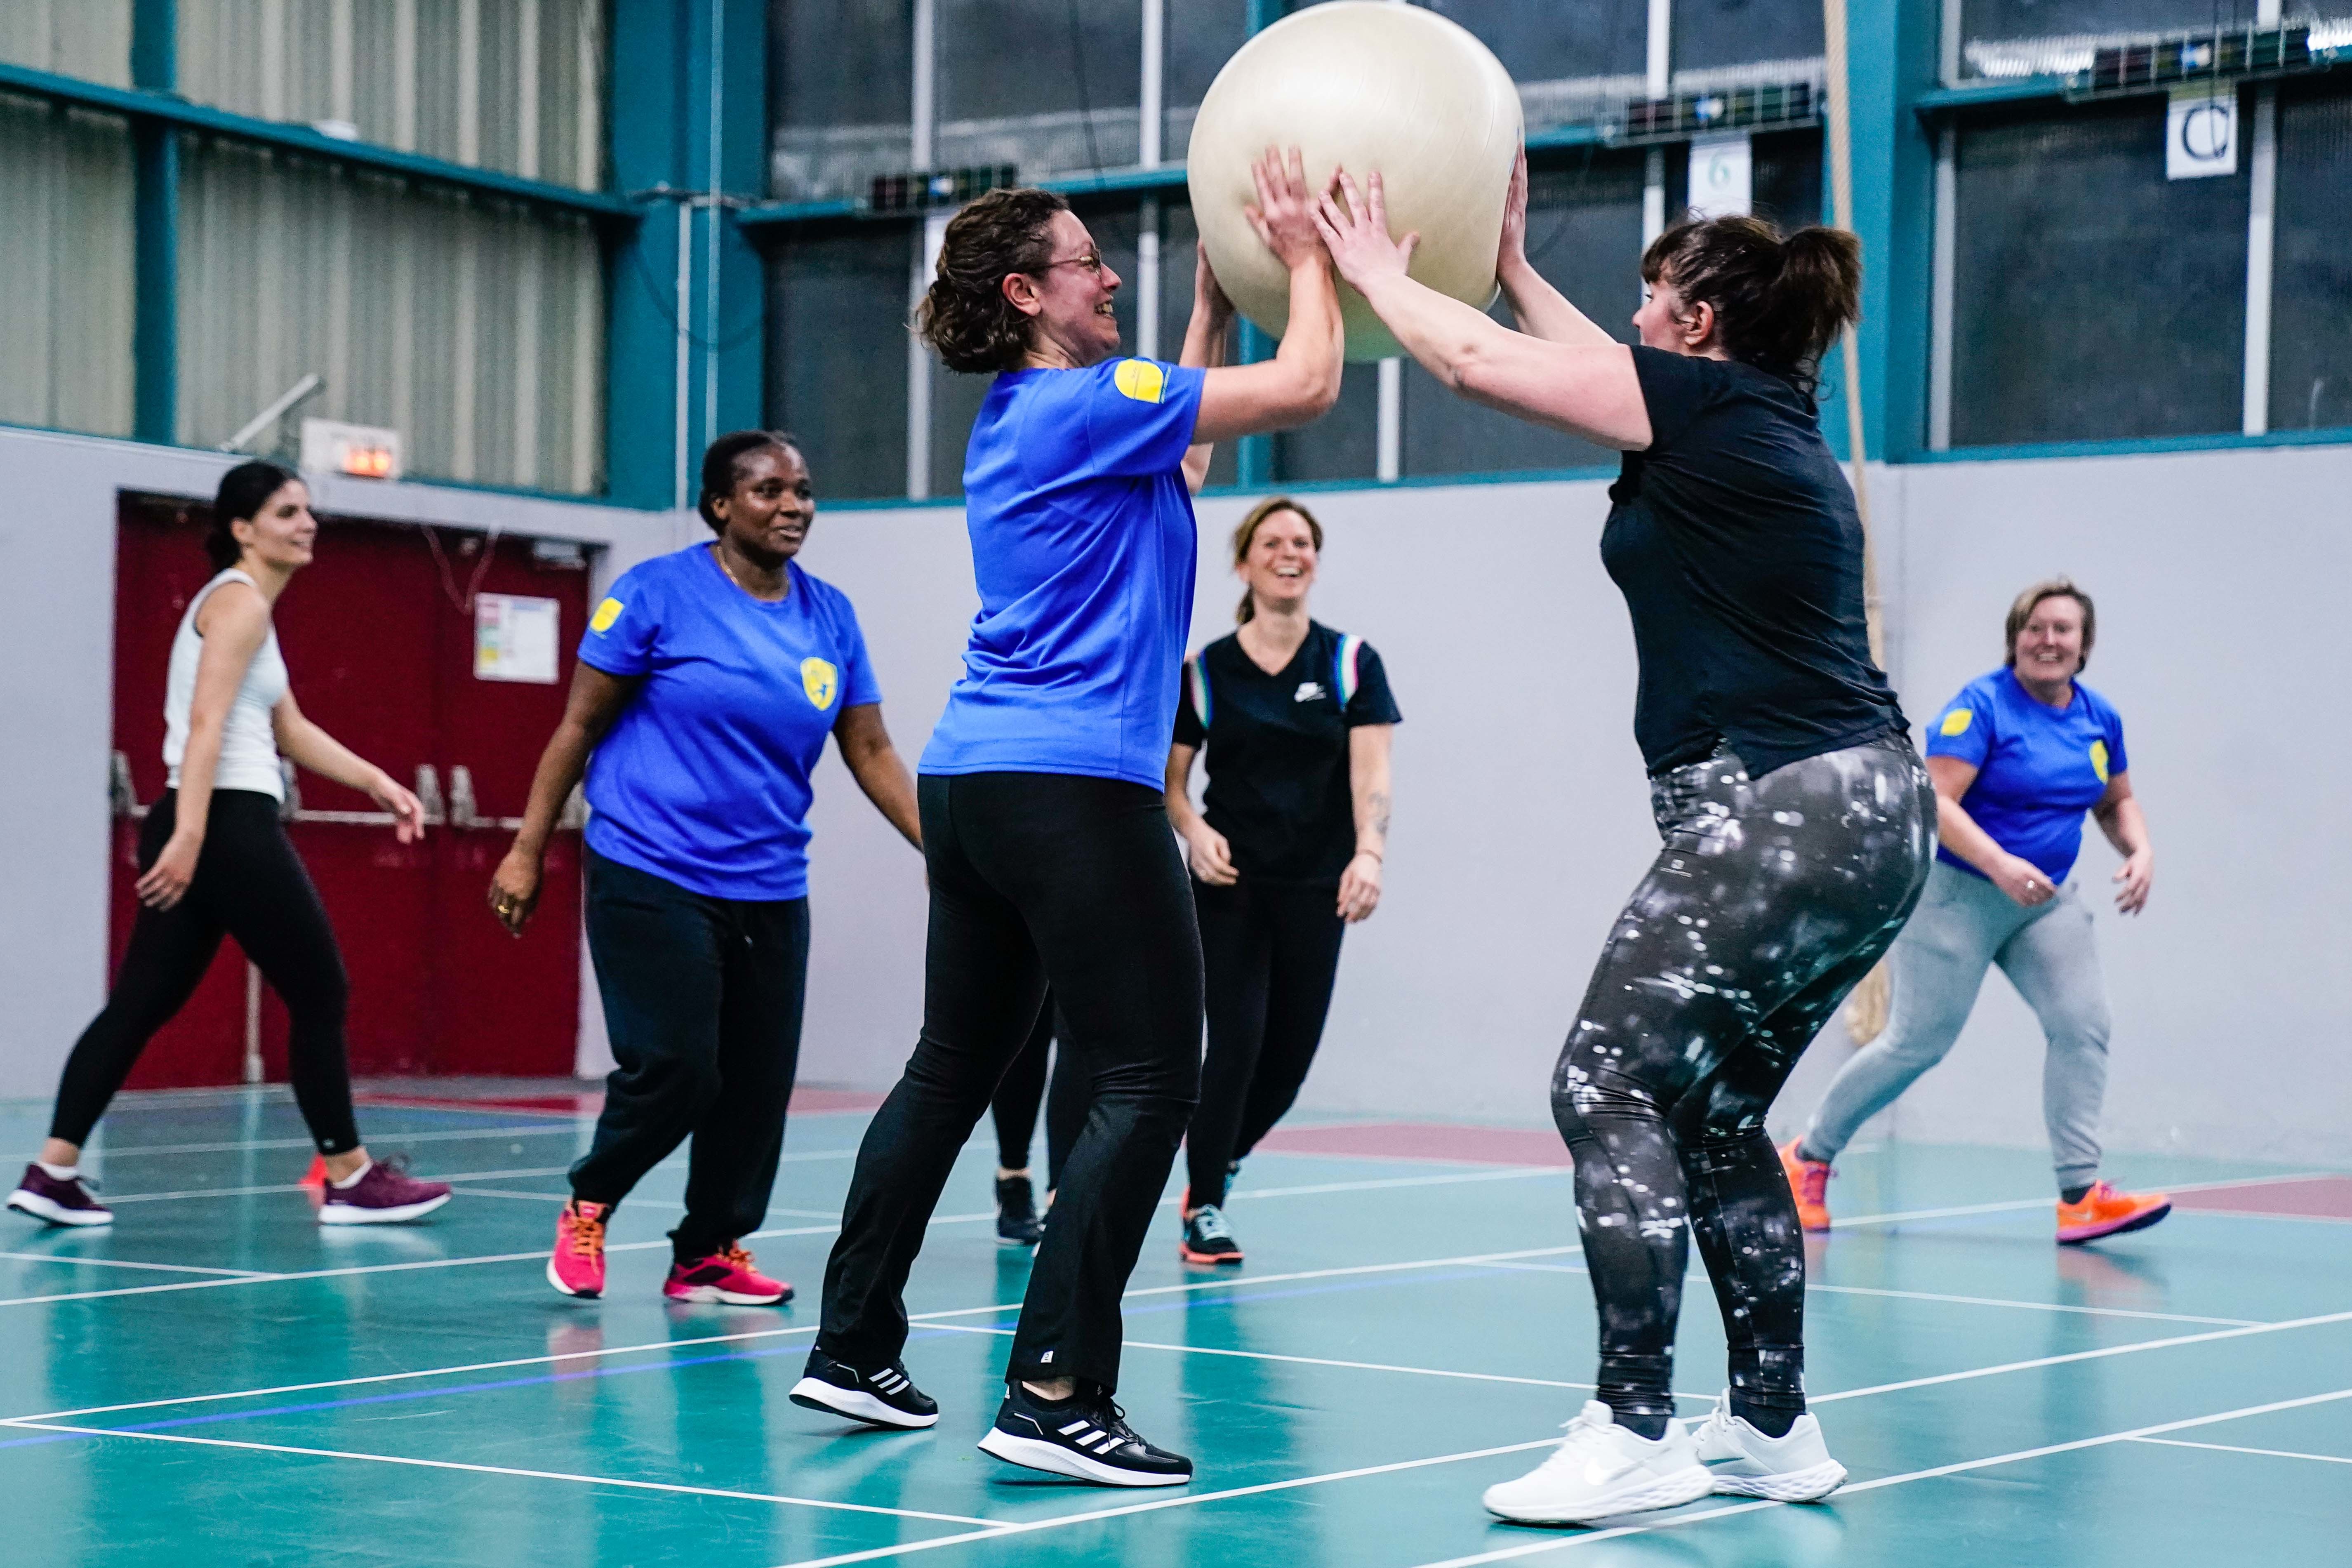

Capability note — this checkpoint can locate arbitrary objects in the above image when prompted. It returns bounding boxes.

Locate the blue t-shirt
[1926,668,2128,884]
[577,546,881,901]
[920,356,1208,790]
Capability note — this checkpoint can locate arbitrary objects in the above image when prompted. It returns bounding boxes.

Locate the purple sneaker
[7,1164,113,1227]
[316,1156,452,1226]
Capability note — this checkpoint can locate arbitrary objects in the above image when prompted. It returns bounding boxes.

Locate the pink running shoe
[548,1199,610,1298]
[7,1164,113,1227]
[2056,1182,2172,1245]
[315,1156,452,1225]
[664,1243,793,1305]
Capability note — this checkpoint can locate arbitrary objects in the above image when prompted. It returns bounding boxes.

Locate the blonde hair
[2004,577,2096,671]
[1230,496,1324,624]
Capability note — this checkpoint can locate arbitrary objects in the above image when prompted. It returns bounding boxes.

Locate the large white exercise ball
[1185,2,1522,363]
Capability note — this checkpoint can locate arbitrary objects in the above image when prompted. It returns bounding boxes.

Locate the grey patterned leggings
[1552,734,1935,1436]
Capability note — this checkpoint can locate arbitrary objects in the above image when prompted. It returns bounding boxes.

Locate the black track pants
[819,772,1203,1393]
[570,851,809,1260]
[1551,735,1934,1434]
[1185,878,1347,1210]
[52,790,360,1154]
[989,995,1087,1190]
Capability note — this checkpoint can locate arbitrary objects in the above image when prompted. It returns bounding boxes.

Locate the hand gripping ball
[1185,1,1522,362]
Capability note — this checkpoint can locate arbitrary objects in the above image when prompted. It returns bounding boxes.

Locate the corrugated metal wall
[178,0,607,191]
[0,95,136,437]
[0,1,131,85]
[178,139,605,493]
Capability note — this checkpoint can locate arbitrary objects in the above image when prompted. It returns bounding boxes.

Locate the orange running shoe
[2056,1182,2171,1245]
[548,1198,611,1297]
[1779,1140,1832,1232]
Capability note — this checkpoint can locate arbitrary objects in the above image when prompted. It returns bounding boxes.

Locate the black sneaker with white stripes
[976,1381,1193,1486]
[788,1349,939,1429]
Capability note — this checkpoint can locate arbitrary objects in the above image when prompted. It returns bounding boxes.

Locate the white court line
[1821,1170,2345,1231]
[26,1124,590,1160]
[0,1419,994,1526]
[0,1251,273,1279]
[2130,1435,2352,1466]
[921,1322,1716,1403]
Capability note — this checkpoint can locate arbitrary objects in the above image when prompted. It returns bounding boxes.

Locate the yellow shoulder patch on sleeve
[590,597,624,633]
[1939,708,1974,737]
[2088,739,2110,783]
[1112,358,1166,404]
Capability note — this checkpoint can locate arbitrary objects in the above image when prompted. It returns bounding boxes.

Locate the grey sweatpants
[1801,858,2112,1193]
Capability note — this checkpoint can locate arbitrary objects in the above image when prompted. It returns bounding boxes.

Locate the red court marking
[356,1086,886,1118]
[1250,1122,1570,1168]
[2171,1175,2352,1221]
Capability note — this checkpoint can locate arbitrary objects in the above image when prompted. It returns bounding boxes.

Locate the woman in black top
[1320,162,1933,1523]
[1164,497,1399,1267]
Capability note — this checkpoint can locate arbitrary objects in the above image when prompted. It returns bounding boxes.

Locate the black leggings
[819,772,1203,1394]
[1552,735,1933,1437]
[989,994,1088,1191]
[1186,878,1347,1209]
[570,851,810,1260]
[53,790,360,1154]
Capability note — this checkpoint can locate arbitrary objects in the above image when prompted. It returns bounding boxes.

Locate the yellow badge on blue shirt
[801,657,839,711]
[1112,358,1165,404]
[2088,739,2110,783]
[1939,708,1973,736]
[590,597,624,633]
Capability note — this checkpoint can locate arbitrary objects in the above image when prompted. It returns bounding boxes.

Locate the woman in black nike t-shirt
[1164,496,1399,1268]
[1319,160,1933,1524]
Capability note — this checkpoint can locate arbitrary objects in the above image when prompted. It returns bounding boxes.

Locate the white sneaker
[1482,1401,1713,1525]
[1688,1392,1847,1501]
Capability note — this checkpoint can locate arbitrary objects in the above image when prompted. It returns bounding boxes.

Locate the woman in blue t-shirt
[796,153,1343,1486]
[1786,580,2165,1243]
[489,431,922,1308]
[1319,160,1931,1520]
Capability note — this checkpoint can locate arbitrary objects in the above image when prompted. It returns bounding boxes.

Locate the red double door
[109,492,589,1085]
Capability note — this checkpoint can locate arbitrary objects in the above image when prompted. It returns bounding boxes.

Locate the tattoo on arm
[1368,790,1390,839]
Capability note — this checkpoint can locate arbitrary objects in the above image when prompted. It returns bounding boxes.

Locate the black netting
[2270,85,2352,431]
[767,221,913,500]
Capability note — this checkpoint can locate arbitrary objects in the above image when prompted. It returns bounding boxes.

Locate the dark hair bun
[1639,216,1862,398]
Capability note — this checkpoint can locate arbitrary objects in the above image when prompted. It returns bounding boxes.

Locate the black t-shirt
[1172,622,1402,883]
[1600,346,1905,778]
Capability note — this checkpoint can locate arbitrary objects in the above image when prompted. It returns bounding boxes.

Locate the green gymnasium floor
[2,1086,2347,1567]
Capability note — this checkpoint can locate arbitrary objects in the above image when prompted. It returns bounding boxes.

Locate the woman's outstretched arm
[1178,250,1234,494]
[1493,150,1618,350]
[1315,170,1650,451]
[1191,146,1345,444]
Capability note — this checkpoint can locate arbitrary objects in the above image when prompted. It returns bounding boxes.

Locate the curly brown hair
[1641,214,1862,400]
[916,187,1070,374]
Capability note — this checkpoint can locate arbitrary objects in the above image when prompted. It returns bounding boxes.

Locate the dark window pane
[1951,100,2248,446]
[1411,0,1646,79]
[769,0,914,200]
[1672,0,1825,73]
[1275,372,1380,483]
[937,0,1140,176]
[1405,153,1644,478]
[1164,0,1248,163]
[768,222,913,499]
[2272,87,2352,431]
[1959,0,2247,78]
[1156,200,1238,489]
[1751,127,1823,231]
[929,199,1145,498]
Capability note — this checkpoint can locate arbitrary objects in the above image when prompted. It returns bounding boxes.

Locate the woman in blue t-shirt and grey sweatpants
[1783,579,2167,1245]
[490,431,923,1307]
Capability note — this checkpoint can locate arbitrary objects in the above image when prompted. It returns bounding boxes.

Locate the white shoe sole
[665,1284,790,1305]
[977,1427,1191,1487]
[545,1256,602,1298]
[788,1377,938,1429]
[317,1192,452,1226]
[7,1191,113,1227]
[1708,1458,1847,1502]
[1484,1460,1714,1524]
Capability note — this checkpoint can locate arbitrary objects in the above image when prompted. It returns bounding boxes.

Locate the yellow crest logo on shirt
[2089,739,2110,783]
[1939,708,1973,737]
[590,597,624,633]
[801,657,839,711]
[1112,358,1165,404]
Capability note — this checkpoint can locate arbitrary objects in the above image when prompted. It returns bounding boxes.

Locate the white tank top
[163,569,290,800]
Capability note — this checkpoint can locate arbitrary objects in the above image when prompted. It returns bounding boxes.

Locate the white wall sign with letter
[2167,87,2237,180]
[474,593,562,684]
[1686,132,1752,219]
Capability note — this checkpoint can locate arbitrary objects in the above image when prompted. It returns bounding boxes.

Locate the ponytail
[1640,216,1862,399]
[1228,495,1325,625]
[206,460,299,572]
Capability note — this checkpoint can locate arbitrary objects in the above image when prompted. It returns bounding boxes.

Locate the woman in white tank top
[7,462,453,1232]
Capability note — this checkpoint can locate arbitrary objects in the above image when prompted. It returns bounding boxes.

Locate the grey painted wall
[7,425,2348,1168]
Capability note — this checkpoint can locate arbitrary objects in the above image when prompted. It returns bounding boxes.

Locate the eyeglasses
[1039,248,1106,276]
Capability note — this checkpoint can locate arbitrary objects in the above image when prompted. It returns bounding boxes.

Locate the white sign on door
[2167,87,2237,180]
[474,593,562,684]
[1687,133,1753,219]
